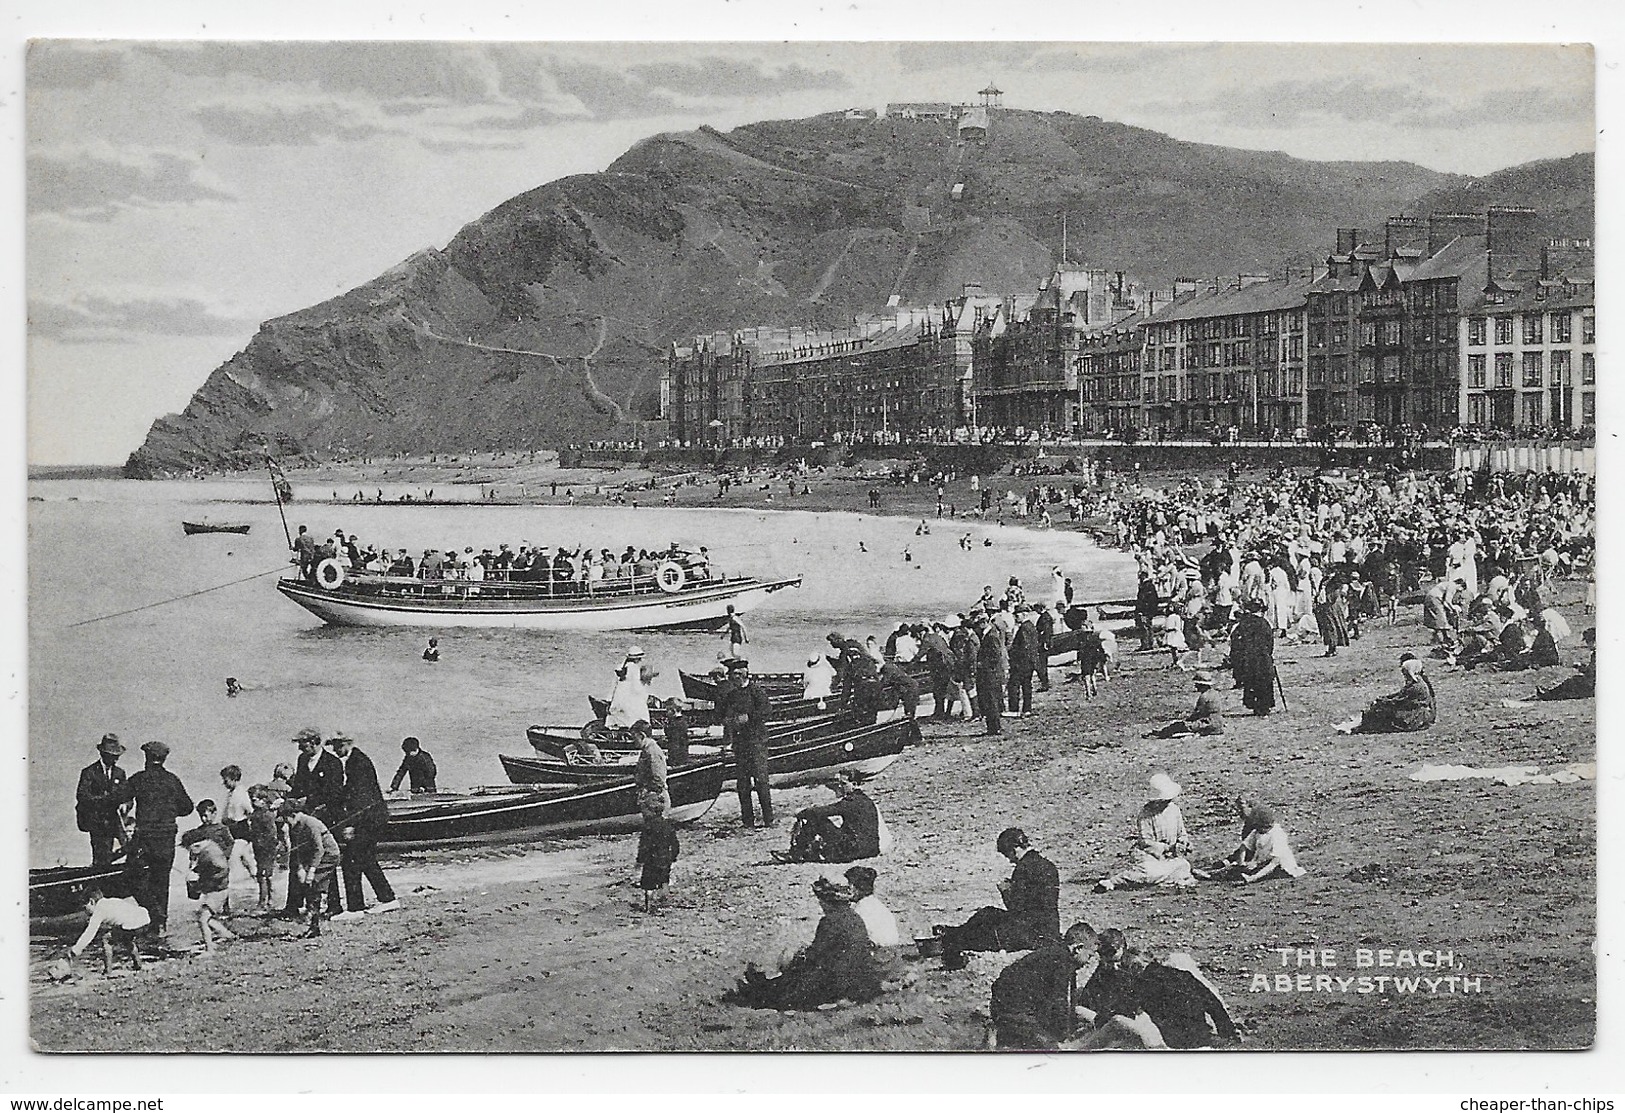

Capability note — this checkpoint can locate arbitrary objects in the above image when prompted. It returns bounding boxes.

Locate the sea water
[27,479,1135,866]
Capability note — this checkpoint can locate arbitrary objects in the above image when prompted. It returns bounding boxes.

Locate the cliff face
[124,110,1590,476]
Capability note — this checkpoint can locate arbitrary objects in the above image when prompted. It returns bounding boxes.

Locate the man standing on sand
[113,740,194,941]
[1228,597,1276,716]
[76,733,129,866]
[327,733,400,921]
[975,613,1009,737]
[718,658,774,829]
[282,728,344,919]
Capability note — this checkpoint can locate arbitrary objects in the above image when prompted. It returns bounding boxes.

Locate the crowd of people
[64,728,440,970]
[291,524,714,593]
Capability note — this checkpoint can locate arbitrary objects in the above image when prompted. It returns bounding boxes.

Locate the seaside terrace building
[1076,312,1145,435]
[971,267,1139,435]
[1137,274,1311,438]
[661,308,959,446]
[1459,240,1595,433]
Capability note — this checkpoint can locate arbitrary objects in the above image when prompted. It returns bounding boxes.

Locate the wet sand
[30,577,1595,1051]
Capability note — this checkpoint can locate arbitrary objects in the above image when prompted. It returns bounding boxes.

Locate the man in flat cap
[76,733,129,866]
[281,728,344,919]
[112,740,194,941]
[718,658,774,828]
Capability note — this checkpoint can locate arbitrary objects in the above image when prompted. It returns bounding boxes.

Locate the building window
[1494,353,1513,387]
[1310,324,1325,348]
[1552,311,1571,344]
[1552,350,1571,384]
[1469,394,1488,425]
[1360,322,1377,347]
[1522,351,1544,387]
[1494,316,1513,345]
[1468,354,1487,388]
[1359,356,1375,383]
[1331,323,1347,348]
[1521,393,1543,426]
[1582,309,1595,344]
[1582,353,1595,385]
[1468,318,1487,345]
[1382,354,1401,380]
[1382,320,1401,346]
[1583,393,1595,424]
[1522,315,1543,345]
[1332,357,1348,385]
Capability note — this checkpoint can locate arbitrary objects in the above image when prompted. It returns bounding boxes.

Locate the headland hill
[119,103,1592,479]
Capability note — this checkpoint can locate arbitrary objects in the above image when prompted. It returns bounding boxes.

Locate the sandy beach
[30,553,1595,1051]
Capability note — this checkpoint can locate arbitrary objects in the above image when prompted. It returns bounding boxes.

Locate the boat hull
[30,861,134,920]
[183,521,251,536]
[503,718,914,789]
[379,760,726,850]
[277,575,800,632]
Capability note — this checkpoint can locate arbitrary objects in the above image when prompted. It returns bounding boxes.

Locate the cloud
[28,149,236,221]
[628,56,847,98]
[30,293,259,344]
[1147,75,1592,133]
[1026,44,1220,75]
[549,60,681,118]
[894,42,1045,74]
[1145,77,1443,130]
[141,42,497,105]
[419,136,527,154]
[193,102,386,146]
[27,42,126,88]
[1405,85,1592,129]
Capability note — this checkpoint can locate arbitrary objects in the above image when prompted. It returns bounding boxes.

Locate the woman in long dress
[1095,773,1195,891]
[1268,561,1295,636]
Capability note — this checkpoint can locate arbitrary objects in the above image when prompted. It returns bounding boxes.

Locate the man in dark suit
[76,733,129,865]
[975,614,1009,736]
[282,727,345,918]
[327,733,399,920]
[718,658,774,828]
[113,740,194,940]
[1007,606,1039,715]
[937,827,1060,970]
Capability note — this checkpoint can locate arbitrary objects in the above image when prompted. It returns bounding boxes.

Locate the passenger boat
[30,861,134,920]
[501,717,914,790]
[276,554,801,632]
[182,519,252,536]
[378,759,727,850]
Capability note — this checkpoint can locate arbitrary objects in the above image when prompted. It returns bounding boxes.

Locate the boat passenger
[803,654,837,701]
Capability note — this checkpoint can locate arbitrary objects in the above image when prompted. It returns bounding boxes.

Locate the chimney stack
[1540,237,1594,280]
[1487,205,1541,280]
[1426,212,1486,258]
[1384,216,1426,258]
[1335,228,1360,255]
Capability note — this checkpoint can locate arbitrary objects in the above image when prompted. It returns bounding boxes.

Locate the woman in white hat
[604,646,653,730]
[1094,772,1195,891]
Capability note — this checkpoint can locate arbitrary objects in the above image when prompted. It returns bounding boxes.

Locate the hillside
[125,109,1589,476]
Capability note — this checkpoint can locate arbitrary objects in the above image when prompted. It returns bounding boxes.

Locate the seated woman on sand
[1335,654,1436,734]
[1094,773,1195,892]
[1194,796,1307,884]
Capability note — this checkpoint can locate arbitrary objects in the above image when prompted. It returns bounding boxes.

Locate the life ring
[315,558,346,590]
[656,561,686,593]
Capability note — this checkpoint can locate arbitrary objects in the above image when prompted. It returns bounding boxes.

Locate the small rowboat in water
[30,860,134,920]
[183,520,252,536]
[378,759,726,850]
[502,717,914,790]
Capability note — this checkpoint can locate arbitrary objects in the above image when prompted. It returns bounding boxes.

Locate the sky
[16,25,1605,465]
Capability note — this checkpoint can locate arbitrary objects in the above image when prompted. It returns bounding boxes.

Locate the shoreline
[30,577,1595,1051]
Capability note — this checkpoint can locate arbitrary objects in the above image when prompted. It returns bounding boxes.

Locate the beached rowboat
[30,861,134,920]
[378,759,726,850]
[501,717,914,790]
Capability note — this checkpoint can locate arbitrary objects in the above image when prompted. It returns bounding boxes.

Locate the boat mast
[264,453,293,550]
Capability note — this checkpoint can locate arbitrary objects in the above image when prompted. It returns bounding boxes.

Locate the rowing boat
[30,860,134,920]
[183,520,252,536]
[379,759,726,850]
[501,717,914,790]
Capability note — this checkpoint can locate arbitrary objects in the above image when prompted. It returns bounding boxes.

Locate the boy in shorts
[180,799,239,952]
